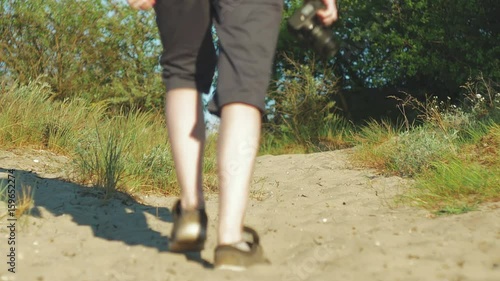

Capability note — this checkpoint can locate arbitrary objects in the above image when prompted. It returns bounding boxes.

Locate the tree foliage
[1,0,498,114]
[0,0,163,110]
[278,0,500,97]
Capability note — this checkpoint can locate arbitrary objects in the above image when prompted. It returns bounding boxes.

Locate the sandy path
[0,148,499,281]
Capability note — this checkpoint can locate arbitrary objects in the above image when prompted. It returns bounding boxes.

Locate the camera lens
[311,25,338,57]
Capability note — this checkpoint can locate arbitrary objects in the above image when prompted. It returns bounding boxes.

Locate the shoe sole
[214,264,247,271]
[169,241,205,252]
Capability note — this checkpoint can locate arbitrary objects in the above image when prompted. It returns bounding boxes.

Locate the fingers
[316,0,338,26]
[128,0,156,10]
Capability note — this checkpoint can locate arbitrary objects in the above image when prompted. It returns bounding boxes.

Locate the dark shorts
[154,0,283,116]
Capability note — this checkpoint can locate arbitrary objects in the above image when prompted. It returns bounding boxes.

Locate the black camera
[287,0,339,57]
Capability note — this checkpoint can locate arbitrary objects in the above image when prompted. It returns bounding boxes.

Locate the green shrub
[382,126,458,176]
[264,55,352,152]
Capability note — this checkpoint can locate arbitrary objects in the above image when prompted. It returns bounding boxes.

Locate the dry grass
[15,184,34,218]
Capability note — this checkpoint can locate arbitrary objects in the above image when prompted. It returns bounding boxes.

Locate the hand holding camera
[288,0,339,57]
[316,0,338,26]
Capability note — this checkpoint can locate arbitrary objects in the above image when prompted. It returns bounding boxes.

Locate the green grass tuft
[402,159,500,212]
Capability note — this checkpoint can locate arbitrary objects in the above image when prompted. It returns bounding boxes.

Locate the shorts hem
[163,77,210,94]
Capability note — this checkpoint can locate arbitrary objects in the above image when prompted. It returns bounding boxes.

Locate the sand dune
[1,148,499,281]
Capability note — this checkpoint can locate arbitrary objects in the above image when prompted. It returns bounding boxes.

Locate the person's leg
[165,89,205,211]
[165,89,209,252]
[217,103,261,245]
[213,0,283,248]
[154,0,216,211]
[154,0,216,252]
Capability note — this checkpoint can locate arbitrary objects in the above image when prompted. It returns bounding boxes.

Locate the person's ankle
[180,199,205,211]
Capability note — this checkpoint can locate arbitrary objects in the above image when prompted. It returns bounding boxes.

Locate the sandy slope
[0,148,499,281]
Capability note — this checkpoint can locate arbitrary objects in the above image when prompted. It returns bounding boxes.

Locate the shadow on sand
[0,167,212,268]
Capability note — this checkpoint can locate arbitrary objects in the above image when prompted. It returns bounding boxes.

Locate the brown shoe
[169,200,207,252]
[214,226,270,271]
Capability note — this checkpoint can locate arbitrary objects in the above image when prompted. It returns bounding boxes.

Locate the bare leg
[217,103,261,245]
[165,88,205,211]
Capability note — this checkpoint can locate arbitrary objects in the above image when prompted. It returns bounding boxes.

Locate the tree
[277,0,500,98]
[0,0,164,110]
